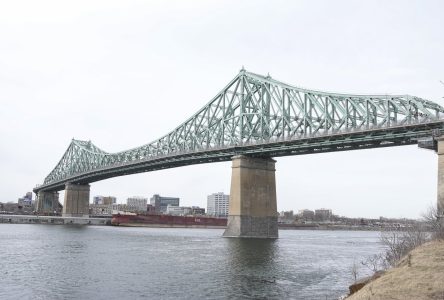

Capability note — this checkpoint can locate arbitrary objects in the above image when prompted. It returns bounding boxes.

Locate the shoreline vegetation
[345,206,444,299]
[346,239,444,300]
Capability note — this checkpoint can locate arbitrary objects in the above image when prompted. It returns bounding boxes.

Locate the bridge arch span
[33,70,444,237]
[35,70,444,193]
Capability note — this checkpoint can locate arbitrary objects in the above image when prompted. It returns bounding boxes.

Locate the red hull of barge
[112,214,227,227]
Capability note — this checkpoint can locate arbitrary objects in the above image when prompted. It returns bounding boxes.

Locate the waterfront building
[280,210,294,219]
[18,192,33,209]
[93,196,102,205]
[127,197,148,212]
[90,204,113,216]
[93,195,117,205]
[111,203,128,214]
[183,207,192,215]
[191,206,205,215]
[103,196,116,205]
[166,205,186,216]
[147,204,156,214]
[315,208,332,221]
[298,209,315,221]
[165,205,205,216]
[278,210,295,224]
[150,194,180,213]
[1,202,20,213]
[207,192,229,217]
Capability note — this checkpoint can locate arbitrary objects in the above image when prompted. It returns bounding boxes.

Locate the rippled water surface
[0,225,383,299]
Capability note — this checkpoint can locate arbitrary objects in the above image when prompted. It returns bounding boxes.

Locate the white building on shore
[207,192,229,217]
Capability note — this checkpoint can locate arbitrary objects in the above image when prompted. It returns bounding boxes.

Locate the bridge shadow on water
[223,238,286,299]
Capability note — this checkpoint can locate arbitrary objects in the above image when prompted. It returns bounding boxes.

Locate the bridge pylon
[223,155,278,238]
[62,183,90,218]
[36,191,59,214]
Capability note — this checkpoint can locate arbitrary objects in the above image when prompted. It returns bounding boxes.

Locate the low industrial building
[90,204,113,216]
[166,205,206,216]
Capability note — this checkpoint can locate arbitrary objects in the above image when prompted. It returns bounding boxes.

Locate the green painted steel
[34,69,444,192]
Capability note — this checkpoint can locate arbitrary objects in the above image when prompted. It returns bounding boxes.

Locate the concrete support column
[223,155,278,238]
[437,139,444,218]
[63,183,90,218]
[36,191,59,214]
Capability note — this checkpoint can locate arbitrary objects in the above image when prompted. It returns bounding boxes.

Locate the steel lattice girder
[34,70,444,192]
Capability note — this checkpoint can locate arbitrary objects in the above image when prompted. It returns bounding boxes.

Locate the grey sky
[1,0,443,218]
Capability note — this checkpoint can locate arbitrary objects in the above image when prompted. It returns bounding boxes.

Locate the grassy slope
[348,240,444,300]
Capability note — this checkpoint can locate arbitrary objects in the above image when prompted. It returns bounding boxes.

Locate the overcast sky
[1,0,443,218]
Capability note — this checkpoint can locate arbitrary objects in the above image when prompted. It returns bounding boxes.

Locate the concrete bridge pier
[437,139,444,219]
[62,183,90,218]
[223,155,278,238]
[36,191,59,213]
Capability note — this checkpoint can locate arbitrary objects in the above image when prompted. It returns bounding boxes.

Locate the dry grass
[347,239,444,300]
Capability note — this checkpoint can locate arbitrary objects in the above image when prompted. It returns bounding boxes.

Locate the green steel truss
[35,69,444,192]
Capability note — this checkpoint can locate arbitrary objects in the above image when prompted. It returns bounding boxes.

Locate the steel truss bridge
[34,69,444,193]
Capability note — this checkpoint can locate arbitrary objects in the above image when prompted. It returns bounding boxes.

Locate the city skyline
[4,187,428,221]
[1,0,443,219]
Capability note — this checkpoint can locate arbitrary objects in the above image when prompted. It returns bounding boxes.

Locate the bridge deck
[34,120,444,193]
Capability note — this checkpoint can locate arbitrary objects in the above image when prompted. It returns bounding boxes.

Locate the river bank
[279,224,385,231]
[1,214,388,231]
[0,214,111,225]
[347,239,444,299]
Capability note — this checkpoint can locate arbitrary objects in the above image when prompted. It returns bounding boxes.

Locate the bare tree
[361,254,385,272]
[379,224,428,267]
[350,260,359,282]
[361,253,387,273]
[421,205,444,240]
[376,206,441,268]
[359,205,443,275]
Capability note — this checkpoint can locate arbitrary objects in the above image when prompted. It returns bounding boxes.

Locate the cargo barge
[111,213,227,228]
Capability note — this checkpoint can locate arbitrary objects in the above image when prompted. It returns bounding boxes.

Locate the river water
[0,225,384,300]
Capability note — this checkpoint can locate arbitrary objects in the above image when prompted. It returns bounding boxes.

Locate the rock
[349,271,385,295]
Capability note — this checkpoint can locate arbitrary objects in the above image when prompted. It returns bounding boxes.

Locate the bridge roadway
[33,70,444,238]
[34,121,444,193]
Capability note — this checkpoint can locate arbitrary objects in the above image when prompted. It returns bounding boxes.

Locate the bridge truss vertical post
[62,183,90,218]
[239,72,245,145]
[223,155,278,238]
